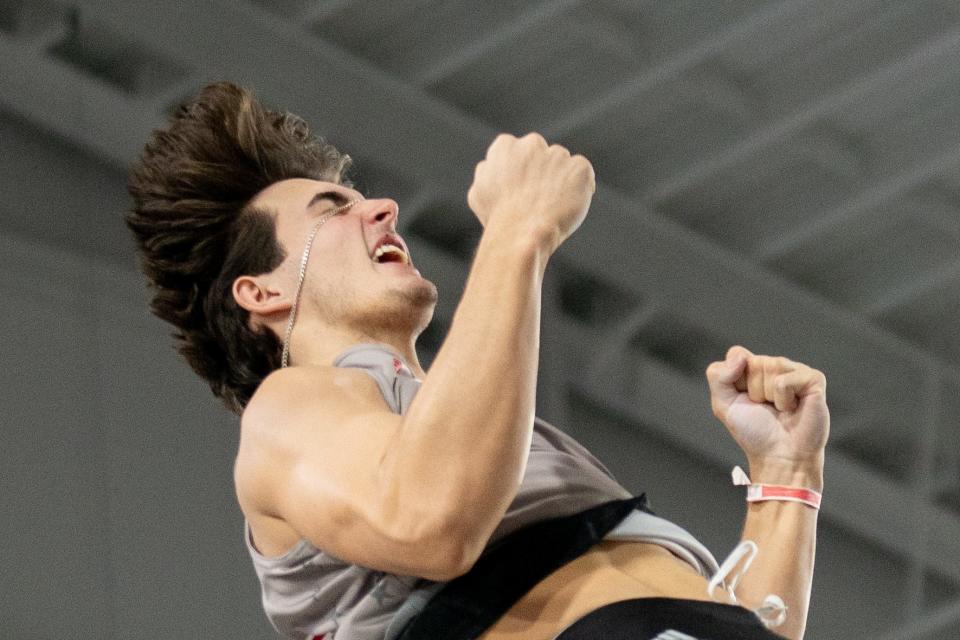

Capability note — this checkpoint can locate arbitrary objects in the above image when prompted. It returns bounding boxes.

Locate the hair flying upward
[126,81,351,413]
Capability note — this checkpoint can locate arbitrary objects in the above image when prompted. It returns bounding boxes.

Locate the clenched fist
[468,133,596,254]
[706,346,830,484]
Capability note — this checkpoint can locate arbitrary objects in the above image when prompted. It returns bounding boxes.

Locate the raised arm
[236,133,595,580]
[706,346,830,640]
[386,133,595,563]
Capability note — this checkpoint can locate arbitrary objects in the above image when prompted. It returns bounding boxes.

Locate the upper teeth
[374,244,409,263]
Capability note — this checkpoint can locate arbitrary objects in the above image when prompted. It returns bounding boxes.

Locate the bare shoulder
[240,365,394,440]
[234,365,392,516]
[246,365,378,418]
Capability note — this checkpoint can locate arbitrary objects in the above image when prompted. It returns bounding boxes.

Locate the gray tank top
[244,344,717,640]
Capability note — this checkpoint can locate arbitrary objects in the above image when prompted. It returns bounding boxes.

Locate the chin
[359,280,438,336]
[395,279,438,326]
[406,277,439,308]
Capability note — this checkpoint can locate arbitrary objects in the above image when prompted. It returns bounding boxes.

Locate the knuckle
[524,132,548,146]
[490,134,513,153]
[575,158,596,185]
[706,361,724,379]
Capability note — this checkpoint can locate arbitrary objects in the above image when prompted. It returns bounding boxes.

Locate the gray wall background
[3,1,960,638]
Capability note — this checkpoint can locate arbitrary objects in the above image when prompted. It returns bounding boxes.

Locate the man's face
[250,178,438,339]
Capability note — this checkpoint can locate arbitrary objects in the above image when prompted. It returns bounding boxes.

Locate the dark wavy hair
[126,82,351,413]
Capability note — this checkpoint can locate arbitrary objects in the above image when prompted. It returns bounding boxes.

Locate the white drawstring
[708,540,756,604]
[708,540,787,629]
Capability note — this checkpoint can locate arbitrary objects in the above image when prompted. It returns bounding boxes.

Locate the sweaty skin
[233,134,827,640]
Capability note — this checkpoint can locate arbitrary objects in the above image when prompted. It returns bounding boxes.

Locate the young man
[127,82,828,640]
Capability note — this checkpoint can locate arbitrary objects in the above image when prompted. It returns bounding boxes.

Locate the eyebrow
[305,190,352,212]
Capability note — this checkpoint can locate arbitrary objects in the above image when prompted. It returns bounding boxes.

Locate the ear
[232,274,291,318]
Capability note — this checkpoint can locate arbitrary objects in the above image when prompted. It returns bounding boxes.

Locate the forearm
[736,459,823,640]
[381,222,551,552]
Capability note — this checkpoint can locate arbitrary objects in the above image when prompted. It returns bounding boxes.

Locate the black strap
[555,598,787,640]
[397,495,649,640]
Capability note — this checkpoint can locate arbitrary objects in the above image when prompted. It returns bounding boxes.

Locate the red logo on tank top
[393,358,402,373]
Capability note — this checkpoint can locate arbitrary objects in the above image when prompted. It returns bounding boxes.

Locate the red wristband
[732,466,822,510]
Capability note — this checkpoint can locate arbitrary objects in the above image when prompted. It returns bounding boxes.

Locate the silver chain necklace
[280,198,362,368]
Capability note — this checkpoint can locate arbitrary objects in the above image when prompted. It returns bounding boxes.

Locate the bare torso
[248,515,721,640]
[478,540,716,640]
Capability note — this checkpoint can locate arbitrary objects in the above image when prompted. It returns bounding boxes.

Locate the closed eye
[306,190,354,215]
[329,198,362,216]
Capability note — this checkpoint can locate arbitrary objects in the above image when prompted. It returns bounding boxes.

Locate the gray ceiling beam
[413,0,584,87]
[71,0,489,189]
[544,0,823,139]
[55,0,960,576]
[646,26,960,203]
[569,186,945,382]
[877,598,960,640]
[53,0,954,389]
[758,142,960,262]
[934,454,960,497]
[864,261,960,317]
[903,376,945,620]
[296,0,357,24]
[0,34,162,169]
[574,356,960,583]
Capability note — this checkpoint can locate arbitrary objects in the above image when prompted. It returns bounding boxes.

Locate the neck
[285,321,427,378]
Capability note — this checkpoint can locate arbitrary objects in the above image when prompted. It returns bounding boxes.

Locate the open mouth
[372,243,410,265]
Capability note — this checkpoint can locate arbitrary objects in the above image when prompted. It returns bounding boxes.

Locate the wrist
[747,455,824,492]
[480,217,557,264]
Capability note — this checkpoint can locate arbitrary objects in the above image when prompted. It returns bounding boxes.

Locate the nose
[360,198,399,227]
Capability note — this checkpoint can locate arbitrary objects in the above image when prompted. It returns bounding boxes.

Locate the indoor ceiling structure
[2,1,960,638]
